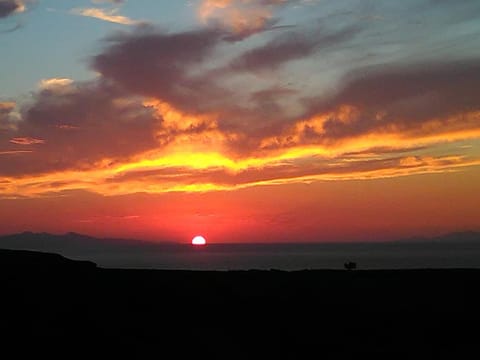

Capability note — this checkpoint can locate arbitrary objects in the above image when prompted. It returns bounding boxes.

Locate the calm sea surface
[72,242,480,270]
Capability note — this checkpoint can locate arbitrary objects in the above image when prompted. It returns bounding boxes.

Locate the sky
[0,0,479,243]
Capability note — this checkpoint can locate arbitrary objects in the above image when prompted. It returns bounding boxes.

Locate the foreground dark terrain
[1,249,479,359]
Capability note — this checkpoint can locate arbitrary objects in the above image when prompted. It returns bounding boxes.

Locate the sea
[77,242,480,270]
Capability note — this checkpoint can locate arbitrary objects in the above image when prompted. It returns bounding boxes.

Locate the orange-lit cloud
[0,150,32,155]
[1,23,480,199]
[198,0,288,39]
[0,102,16,131]
[9,137,45,145]
[71,7,139,25]
[0,101,15,118]
[38,78,75,94]
[1,145,479,199]
[1,99,480,198]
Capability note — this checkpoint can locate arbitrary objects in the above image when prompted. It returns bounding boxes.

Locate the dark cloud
[0,81,161,176]
[331,61,479,115]
[0,0,21,19]
[230,26,360,72]
[90,24,480,159]
[91,25,361,157]
[91,27,305,155]
[92,28,228,113]
[302,60,480,141]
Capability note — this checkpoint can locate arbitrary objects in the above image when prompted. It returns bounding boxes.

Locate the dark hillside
[1,249,479,358]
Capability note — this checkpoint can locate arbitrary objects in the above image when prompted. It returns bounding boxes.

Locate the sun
[191,235,207,246]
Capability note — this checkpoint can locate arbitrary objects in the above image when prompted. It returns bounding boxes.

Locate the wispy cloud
[9,137,45,145]
[91,0,124,4]
[0,150,33,155]
[198,0,290,39]
[71,7,138,25]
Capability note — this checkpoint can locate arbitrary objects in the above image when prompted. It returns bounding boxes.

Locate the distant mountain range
[0,231,168,254]
[0,230,479,253]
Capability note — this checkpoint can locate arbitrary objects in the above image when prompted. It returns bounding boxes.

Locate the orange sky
[1,167,479,243]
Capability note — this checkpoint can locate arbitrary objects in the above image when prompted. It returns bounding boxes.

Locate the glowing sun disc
[192,235,206,246]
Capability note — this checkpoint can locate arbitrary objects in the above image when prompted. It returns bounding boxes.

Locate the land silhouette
[1,233,480,358]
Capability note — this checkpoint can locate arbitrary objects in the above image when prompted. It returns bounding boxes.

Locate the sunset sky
[1,0,479,243]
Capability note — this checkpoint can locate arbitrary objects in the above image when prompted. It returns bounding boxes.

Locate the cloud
[229,25,360,72]
[38,78,75,95]
[92,0,124,4]
[0,101,15,115]
[0,0,25,19]
[2,150,479,198]
[2,1,480,198]
[71,7,139,25]
[92,28,227,113]
[297,60,480,143]
[10,137,45,145]
[90,24,359,150]
[198,0,290,39]
[86,26,480,195]
[0,101,16,129]
[111,154,474,189]
[0,150,32,155]
[0,80,161,176]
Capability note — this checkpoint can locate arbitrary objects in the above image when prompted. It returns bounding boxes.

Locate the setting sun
[192,236,207,246]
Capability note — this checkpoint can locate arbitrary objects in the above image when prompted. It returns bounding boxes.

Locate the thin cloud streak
[9,137,45,145]
[71,7,139,25]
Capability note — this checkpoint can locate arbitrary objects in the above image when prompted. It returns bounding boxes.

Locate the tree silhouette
[344,261,357,271]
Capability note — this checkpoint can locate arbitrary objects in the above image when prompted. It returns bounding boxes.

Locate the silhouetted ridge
[0,249,96,269]
[0,231,163,252]
[1,248,479,358]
